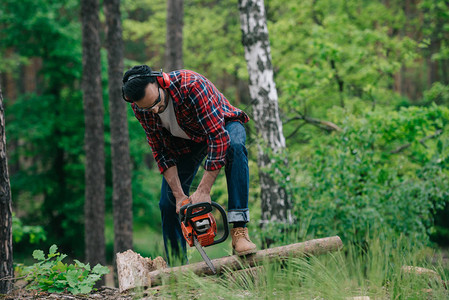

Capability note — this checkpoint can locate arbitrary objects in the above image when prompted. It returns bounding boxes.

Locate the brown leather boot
[231,227,257,256]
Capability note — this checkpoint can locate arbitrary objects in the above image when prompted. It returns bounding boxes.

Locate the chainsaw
[179,199,229,274]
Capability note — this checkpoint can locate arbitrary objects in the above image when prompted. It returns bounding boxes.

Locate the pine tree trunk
[81,0,106,284]
[104,0,133,261]
[238,0,293,237]
[164,0,184,71]
[0,81,13,294]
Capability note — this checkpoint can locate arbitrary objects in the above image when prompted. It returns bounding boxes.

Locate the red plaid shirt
[131,70,249,173]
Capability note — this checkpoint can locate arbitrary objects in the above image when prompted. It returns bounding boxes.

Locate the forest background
[1,0,449,272]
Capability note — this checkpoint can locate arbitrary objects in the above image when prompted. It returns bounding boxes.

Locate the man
[121,65,256,263]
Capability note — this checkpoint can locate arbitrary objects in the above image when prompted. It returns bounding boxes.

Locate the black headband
[124,69,164,83]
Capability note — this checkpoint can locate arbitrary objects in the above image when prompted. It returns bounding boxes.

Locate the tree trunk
[81,0,106,284]
[117,236,343,290]
[164,0,184,71]
[0,81,13,294]
[104,0,133,267]
[237,0,293,237]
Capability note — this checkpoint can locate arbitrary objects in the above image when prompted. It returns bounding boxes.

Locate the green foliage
[267,0,418,116]
[12,213,46,244]
[419,0,449,63]
[285,105,449,246]
[423,82,449,105]
[18,245,109,295]
[1,0,86,257]
[7,91,86,257]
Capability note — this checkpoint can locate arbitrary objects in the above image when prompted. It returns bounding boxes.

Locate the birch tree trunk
[104,0,133,260]
[165,0,184,71]
[238,0,294,235]
[0,82,13,294]
[81,0,106,285]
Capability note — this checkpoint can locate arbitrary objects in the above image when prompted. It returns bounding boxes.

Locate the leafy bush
[12,213,46,244]
[18,245,109,295]
[423,82,449,106]
[285,105,449,246]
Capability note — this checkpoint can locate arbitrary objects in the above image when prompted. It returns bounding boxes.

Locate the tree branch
[390,130,443,154]
[0,275,28,281]
[286,113,342,134]
[286,122,307,140]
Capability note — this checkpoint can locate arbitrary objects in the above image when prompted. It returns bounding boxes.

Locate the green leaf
[92,264,109,276]
[66,271,78,288]
[32,250,45,261]
[52,261,67,273]
[49,244,58,255]
[78,284,93,294]
[74,259,90,271]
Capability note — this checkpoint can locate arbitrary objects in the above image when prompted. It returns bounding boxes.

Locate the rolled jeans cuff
[228,209,250,223]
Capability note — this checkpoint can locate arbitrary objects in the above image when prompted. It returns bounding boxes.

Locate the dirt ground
[1,268,162,300]
[1,285,163,300]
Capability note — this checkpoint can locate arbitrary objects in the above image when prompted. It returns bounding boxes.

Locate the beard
[156,89,169,114]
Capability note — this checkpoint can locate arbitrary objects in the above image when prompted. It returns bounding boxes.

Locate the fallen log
[117,236,342,291]
[149,235,342,286]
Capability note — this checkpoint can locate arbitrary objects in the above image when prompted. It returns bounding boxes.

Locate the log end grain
[116,250,167,293]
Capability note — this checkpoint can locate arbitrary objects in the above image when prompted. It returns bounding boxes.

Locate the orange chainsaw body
[180,212,217,247]
[179,199,229,248]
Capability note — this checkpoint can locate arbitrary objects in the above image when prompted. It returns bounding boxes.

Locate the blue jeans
[159,121,250,264]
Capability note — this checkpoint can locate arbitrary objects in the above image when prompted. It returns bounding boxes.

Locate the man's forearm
[197,169,220,194]
[163,166,185,199]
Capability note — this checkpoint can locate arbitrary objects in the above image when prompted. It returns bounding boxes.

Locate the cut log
[116,250,167,293]
[148,235,342,286]
[116,236,342,291]
[401,266,441,280]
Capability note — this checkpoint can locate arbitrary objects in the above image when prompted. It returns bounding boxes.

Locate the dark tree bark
[238,0,294,242]
[428,38,441,86]
[104,0,133,260]
[81,0,106,284]
[0,81,13,294]
[164,0,184,71]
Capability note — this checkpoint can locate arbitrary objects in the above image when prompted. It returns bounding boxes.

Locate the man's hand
[189,190,212,205]
[189,169,220,205]
[176,195,190,214]
[163,166,220,213]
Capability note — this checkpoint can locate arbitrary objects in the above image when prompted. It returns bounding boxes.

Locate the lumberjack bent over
[122,65,257,264]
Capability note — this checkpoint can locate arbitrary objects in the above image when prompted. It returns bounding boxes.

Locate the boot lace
[233,227,247,238]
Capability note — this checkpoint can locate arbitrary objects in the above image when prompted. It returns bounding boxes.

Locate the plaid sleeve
[188,81,230,171]
[132,105,176,173]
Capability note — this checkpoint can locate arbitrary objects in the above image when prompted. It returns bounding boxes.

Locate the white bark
[238,0,293,227]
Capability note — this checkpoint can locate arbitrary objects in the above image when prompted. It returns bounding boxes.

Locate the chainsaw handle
[179,202,213,225]
[210,202,229,246]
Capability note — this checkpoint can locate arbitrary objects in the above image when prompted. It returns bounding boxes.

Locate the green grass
[153,235,449,299]
[132,224,164,259]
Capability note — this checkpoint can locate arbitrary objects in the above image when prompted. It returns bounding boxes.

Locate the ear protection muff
[150,69,170,89]
[125,69,170,88]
